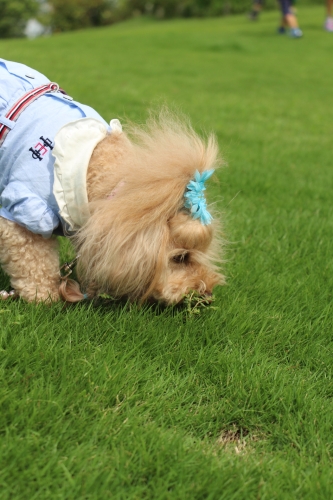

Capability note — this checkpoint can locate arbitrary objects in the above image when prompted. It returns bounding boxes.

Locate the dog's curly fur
[0,111,224,304]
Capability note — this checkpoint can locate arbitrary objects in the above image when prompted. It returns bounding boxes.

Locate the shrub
[0,0,325,37]
[117,0,292,20]
[0,0,38,37]
[48,0,117,32]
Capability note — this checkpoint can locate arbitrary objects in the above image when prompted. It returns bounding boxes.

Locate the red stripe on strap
[0,82,64,146]
[8,85,52,121]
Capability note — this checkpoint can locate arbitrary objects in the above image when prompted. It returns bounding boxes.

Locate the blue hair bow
[184,169,214,225]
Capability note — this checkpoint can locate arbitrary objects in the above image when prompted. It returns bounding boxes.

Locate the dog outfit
[0,59,121,238]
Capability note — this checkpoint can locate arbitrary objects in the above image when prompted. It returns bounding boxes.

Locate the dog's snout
[204,291,213,303]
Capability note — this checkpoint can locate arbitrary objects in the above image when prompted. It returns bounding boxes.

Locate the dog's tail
[59,278,87,303]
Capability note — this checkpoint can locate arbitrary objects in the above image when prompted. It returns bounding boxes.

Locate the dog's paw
[0,290,18,300]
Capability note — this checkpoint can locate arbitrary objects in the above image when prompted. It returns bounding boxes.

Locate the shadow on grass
[76,295,188,317]
[60,292,219,325]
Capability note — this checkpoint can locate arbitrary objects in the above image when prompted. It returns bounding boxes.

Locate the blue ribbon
[184,169,214,225]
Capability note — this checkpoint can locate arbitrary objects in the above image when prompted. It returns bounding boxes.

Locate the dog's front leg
[0,218,60,302]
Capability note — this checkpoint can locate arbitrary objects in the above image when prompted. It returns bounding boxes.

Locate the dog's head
[74,111,225,304]
[144,212,223,304]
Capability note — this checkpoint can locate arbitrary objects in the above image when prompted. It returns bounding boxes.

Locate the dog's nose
[204,292,213,303]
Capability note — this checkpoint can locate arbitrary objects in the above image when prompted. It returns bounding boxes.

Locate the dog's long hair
[59,111,223,303]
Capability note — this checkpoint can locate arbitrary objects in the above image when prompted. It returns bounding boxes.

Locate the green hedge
[120,0,278,19]
[0,0,326,36]
[48,0,116,32]
[49,0,279,28]
[0,0,38,37]
[120,0,323,20]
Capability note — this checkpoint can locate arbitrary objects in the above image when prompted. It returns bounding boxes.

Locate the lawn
[1,6,333,499]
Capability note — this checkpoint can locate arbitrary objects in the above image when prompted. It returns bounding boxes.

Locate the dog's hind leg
[0,218,60,302]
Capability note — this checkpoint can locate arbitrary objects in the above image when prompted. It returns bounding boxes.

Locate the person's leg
[284,12,298,29]
[278,0,302,37]
[324,0,333,31]
[249,0,263,20]
[277,11,287,33]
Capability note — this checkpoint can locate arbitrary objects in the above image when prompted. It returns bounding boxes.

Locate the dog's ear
[168,212,213,251]
[59,278,86,303]
[75,213,171,300]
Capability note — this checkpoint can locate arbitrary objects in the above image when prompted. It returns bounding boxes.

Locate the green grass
[1,6,333,499]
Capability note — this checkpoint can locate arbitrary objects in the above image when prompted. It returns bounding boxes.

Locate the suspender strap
[0,82,66,147]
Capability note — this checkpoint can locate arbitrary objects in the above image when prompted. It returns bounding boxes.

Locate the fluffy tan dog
[0,112,224,305]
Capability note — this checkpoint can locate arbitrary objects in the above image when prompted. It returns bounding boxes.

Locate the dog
[0,58,224,305]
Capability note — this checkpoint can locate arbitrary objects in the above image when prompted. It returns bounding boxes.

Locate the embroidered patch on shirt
[29,136,54,161]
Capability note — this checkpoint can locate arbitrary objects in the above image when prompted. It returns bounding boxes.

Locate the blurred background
[0,0,325,38]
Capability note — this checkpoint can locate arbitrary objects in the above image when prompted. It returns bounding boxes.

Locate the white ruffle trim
[52,118,108,232]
